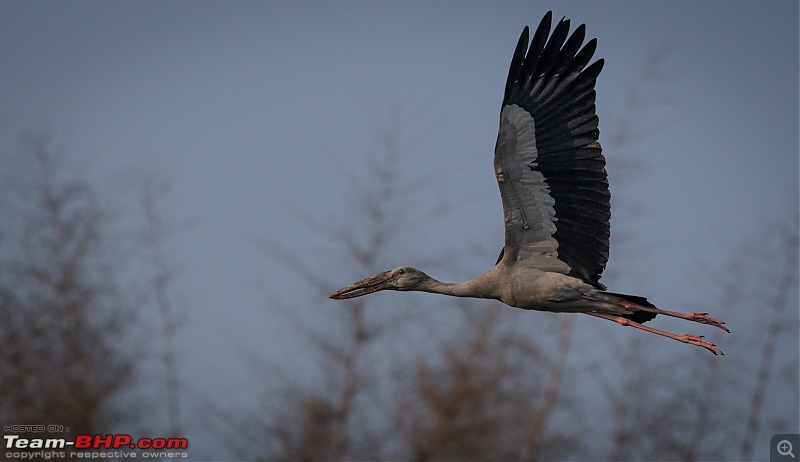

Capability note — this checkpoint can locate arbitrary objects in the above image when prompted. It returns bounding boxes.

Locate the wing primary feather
[503,26,530,104]
[532,17,570,80]
[518,11,553,83]
[546,24,586,78]
[529,10,554,57]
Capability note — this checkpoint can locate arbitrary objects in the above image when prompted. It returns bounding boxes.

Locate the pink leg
[586,312,724,355]
[614,300,730,333]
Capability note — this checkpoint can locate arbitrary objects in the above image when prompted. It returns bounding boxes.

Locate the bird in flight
[330,11,729,354]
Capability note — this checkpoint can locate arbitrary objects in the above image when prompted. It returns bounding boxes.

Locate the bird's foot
[684,312,730,333]
[676,334,724,356]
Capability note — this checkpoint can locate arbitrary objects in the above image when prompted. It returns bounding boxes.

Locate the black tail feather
[606,292,658,324]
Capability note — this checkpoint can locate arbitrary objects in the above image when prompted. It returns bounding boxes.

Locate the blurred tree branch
[739,214,799,460]
[0,134,143,434]
[139,175,183,436]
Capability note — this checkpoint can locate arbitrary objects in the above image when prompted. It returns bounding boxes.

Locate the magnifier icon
[778,440,795,458]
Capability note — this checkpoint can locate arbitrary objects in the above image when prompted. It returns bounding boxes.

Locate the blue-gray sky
[1,0,797,457]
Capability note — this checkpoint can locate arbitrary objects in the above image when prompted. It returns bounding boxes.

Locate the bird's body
[330,12,728,354]
[340,265,636,316]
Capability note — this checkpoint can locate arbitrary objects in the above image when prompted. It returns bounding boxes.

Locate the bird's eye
[398,269,405,275]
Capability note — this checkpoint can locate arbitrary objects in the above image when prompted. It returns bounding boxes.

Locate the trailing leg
[586,312,724,355]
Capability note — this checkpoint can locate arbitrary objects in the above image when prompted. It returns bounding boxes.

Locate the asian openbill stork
[330,12,729,354]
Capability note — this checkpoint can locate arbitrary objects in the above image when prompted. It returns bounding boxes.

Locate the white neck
[416,273,498,300]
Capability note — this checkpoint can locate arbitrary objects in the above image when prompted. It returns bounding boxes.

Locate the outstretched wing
[494,11,609,288]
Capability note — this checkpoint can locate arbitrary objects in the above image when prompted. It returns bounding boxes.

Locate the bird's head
[329,266,429,300]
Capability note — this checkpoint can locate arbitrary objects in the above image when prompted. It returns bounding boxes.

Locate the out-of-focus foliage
[0,134,184,446]
[0,135,142,434]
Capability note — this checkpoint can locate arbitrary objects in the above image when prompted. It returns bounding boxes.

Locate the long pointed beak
[329,271,393,300]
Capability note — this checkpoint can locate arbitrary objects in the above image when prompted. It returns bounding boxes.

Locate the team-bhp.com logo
[5,434,187,449]
[4,433,189,460]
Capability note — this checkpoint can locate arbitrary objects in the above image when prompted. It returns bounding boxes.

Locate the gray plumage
[330,12,729,355]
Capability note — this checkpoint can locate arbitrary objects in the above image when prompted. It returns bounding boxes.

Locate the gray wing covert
[494,104,571,274]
